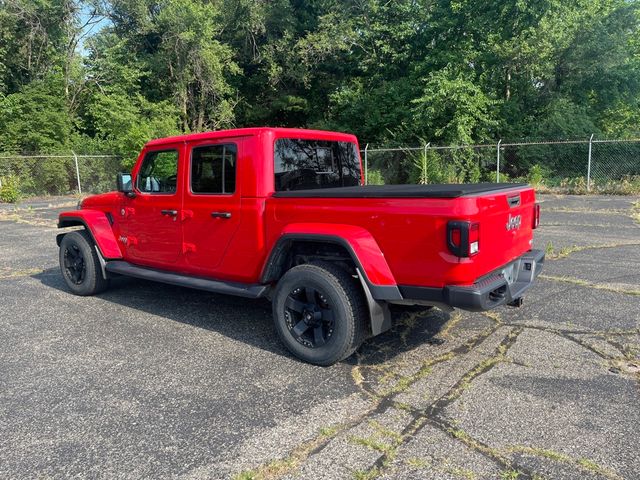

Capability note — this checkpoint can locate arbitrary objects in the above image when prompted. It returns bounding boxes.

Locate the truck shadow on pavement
[36,269,451,366]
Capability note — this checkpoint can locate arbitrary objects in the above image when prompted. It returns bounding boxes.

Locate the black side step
[105,261,269,299]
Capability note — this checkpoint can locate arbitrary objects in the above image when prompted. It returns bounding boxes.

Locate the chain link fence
[1,137,639,200]
[363,138,640,194]
[0,154,121,197]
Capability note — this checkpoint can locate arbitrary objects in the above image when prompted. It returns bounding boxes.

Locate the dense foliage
[1,0,639,166]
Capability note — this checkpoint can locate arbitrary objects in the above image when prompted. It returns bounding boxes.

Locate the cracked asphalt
[0,194,639,480]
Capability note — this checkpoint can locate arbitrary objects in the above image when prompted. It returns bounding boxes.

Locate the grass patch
[352,467,380,480]
[406,457,431,468]
[499,470,520,480]
[368,420,403,443]
[319,425,340,437]
[349,436,395,455]
[444,464,477,479]
[481,310,502,323]
[351,366,365,386]
[439,311,464,338]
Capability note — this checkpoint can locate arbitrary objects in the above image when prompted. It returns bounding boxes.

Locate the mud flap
[356,268,392,336]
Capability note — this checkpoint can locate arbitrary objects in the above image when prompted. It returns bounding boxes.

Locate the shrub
[409,150,460,184]
[366,169,385,185]
[0,175,21,203]
[527,164,549,187]
[559,176,588,194]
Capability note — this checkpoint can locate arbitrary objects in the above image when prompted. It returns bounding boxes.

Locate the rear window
[274,139,361,191]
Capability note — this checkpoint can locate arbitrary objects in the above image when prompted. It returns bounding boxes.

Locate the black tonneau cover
[272,183,527,199]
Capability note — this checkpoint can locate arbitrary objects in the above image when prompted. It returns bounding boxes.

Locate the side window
[137,150,179,194]
[190,144,237,194]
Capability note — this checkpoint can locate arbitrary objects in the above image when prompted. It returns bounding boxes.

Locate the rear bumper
[398,249,545,312]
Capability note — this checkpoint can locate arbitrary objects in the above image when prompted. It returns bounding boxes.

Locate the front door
[120,145,183,267]
[182,139,242,275]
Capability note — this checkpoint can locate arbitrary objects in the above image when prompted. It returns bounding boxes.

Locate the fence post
[496,139,502,182]
[364,143,369,185]
[73,151,82,194]
[587,134,594,192]
[423,142,431,184]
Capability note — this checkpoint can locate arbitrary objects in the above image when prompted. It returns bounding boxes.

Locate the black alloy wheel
[272,261,367,366]
[58,230,110,296]
[63,243,86,285]
[284,286,336,348]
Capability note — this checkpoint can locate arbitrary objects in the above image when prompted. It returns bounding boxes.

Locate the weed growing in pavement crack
[544,242,640,260]
[506,446,622,480]
[442,461,477,479]
[406,457,431,468]
[499,470,520,480]
[438,311,464,339]
[349,436,396,456]
[233,422,351,480]
[352,467,381,480]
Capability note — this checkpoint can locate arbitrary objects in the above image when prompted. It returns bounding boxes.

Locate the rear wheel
[59,230,109,296]
[272,262,367,366]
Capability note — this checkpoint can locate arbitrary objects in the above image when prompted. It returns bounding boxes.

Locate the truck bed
[272,183,526,198]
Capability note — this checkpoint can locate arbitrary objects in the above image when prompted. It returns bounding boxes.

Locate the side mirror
[117,173,134,197]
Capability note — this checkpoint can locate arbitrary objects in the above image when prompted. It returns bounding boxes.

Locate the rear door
[182,139,242,275]
[120,145,183,266]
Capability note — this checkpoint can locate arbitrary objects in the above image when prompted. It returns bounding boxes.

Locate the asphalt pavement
[0,194,638,479]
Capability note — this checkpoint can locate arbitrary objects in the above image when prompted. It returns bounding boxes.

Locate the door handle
[211,211,232,219]
[161,209,178,216]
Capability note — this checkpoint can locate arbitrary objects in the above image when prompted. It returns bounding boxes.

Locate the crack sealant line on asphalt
[540,274,640,297]
[359,327,535,480]
[502,323,626,362]
[350,322,519,476]
[543,222,640,229]
[0,268,47,280]
[242,312,507,479]
[353,310,503,400]
[545,242,640,261]
[502,323,638,337]
[361,322,629,480]
[541,207,634,215]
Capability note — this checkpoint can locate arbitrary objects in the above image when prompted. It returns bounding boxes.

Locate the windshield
[274,138,361,191]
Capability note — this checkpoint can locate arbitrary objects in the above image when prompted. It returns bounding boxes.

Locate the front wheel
[59,230,109,296]
[272,262,367,366]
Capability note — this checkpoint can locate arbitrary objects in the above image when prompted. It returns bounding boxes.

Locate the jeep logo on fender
[506,214,522,231]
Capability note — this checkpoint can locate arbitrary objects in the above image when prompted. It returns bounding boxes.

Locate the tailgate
[462,186,537,284]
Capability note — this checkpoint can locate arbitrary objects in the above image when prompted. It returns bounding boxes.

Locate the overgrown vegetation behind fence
[0,154,121,201]
[1,138,639,202]
[363,139,640,194]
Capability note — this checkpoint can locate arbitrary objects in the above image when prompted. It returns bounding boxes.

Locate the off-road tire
[272,261,367,366]
[59,230,109,296]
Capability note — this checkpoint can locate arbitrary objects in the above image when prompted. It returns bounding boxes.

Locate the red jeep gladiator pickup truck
[57,128,543,365]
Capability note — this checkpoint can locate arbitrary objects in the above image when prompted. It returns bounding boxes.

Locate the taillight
[533,203,541,229]
[447,221,480,258]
